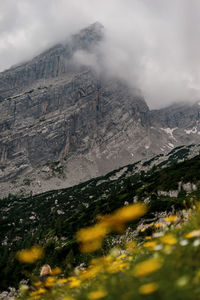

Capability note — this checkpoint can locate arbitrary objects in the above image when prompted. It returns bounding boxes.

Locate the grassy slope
[18,205,200,299]
[1,151,200,290]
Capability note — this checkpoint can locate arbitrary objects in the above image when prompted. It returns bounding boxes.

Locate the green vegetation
[1,152,200,294]
[17,206,200,300]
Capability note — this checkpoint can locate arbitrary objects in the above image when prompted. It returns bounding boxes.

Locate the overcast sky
[1,0,200,108]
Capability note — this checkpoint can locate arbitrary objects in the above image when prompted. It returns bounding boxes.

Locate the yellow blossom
[154,222,164,228]
[139,282,158,294]
[160,234,177,245]
[57,278,68,284]
[110,203,147,224]
[77,224,108,243]
[68,277,81,288]
[45,277,56,287]
[145,236,152,240]
[80,265,102,280]
[80,239,102,252]
[185,230,200,239]
[141,227,146,232]
[51,267,62,275]
[143,240,157,250]
[88,289,107,299]
[29,288,46,297]
[63,297,75,300]
[125,241,136,249]
[134,258,162,277]
[17,245,44,263]
[164,215,179,223]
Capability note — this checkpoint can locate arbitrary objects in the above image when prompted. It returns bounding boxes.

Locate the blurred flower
[57,278,68,284]
[77,203,147,252]
[68,277,81,288]
[154,222,165,228]
[164,215,179,223]
[141,227,146,232]
[185,230,200,239]
[179,240,188,246]
[134,258,162,277]
[160,234,177,245]
[17,245,44,263]
[77,224,108,243]
[51,267,62,275]
[45,277,56,287]
[143,241,157,250]
[176,276,189,287]
[110,203,147,224]
[193,239,200,247]
[139,282,158,294]
[29,288,46,297]
[80,239,102,252]
[88,289,107,299]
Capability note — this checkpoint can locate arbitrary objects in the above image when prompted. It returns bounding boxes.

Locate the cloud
[1,0,200,108]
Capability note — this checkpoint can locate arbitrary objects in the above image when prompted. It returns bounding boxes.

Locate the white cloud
[1,0,200,108]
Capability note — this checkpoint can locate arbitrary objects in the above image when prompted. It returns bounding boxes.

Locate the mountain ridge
[1,22,200,197]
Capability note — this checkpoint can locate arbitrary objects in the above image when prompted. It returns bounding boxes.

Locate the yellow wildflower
[145,236,152,240]
[134,258,162,277]
[51,267,62,275]
[164,215,179,223]
[88,289,107,299]
[141,227,146,232]
[125,241,136,249]
[185,230,200,239]
[160,234,177,245]
[17,245,44,263]
[29,288,46,297]
[111,203,147,224]
[34,281,42,287]
[77,224,108,243]
[68,277,81,288]
[154,222,164,228]
[45,277,56,287]
[63,297,75,300]
[80,265,102,280]
[57,278,68,284]
[139,282,158,294]
[80,239,102,252]
[143,240,157,250]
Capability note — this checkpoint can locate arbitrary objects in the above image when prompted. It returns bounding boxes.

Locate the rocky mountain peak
[0,23,200,198]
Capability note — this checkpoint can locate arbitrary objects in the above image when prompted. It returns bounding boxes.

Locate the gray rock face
[0,22,200,197]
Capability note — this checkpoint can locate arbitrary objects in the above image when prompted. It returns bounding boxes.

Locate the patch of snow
[184,127,197,134]
[160,127,177,140]
[168,143,174,149]
[145,145,150,149]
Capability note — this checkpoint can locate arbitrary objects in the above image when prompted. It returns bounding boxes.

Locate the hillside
[1,144,200,291]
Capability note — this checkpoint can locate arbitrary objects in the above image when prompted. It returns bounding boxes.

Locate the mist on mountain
[1,0,200,108]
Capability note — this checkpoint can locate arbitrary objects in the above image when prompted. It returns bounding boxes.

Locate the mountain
[1,143,200,289]
[1,23,200,198]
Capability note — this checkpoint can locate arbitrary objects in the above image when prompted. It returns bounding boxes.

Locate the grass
[16,202,200,300]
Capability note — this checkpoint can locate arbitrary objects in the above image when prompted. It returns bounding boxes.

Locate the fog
[1,0,200,108]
